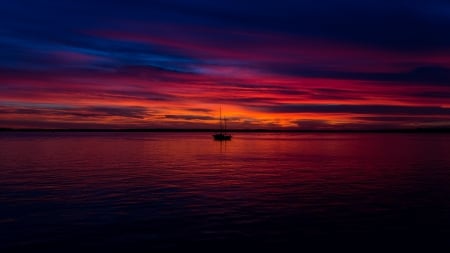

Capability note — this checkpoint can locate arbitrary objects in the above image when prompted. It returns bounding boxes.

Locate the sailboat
[212,107,232,141]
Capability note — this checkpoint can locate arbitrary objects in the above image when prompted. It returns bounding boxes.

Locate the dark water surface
[1,132,450,251]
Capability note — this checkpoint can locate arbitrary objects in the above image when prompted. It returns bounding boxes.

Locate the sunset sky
[1,0,450,129]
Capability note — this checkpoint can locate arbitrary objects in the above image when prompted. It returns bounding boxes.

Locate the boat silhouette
[213,107,232,141]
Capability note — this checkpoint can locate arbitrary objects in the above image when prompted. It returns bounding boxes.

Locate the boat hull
[213,134,232,141]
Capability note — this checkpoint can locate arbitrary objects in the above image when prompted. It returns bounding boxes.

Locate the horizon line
[1,127,450,133]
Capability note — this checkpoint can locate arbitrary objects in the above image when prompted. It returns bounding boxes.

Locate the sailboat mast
[219,106,223,133]
[212,105,232,141]
[224,117,227,134]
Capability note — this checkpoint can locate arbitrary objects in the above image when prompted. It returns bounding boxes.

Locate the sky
[1,0,450,130]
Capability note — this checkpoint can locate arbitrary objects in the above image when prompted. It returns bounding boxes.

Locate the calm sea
[1,132,449,251]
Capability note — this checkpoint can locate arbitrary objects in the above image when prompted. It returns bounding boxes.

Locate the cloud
[355,116,450,123]
[294,119,333,130]
[0,105,151,119]
[187,108,213,113]
[265,65,450,87]
[83,106,150,119]
[414,91,450,99]
[256,104,450,116]
[164,114,214,120]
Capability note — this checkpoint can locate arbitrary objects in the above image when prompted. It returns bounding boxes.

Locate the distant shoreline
[1,128,450,133]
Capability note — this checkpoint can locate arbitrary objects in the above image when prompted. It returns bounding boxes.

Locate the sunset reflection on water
[1,132,449,251]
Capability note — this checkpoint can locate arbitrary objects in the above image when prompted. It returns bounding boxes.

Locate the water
[1,132,449,251]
